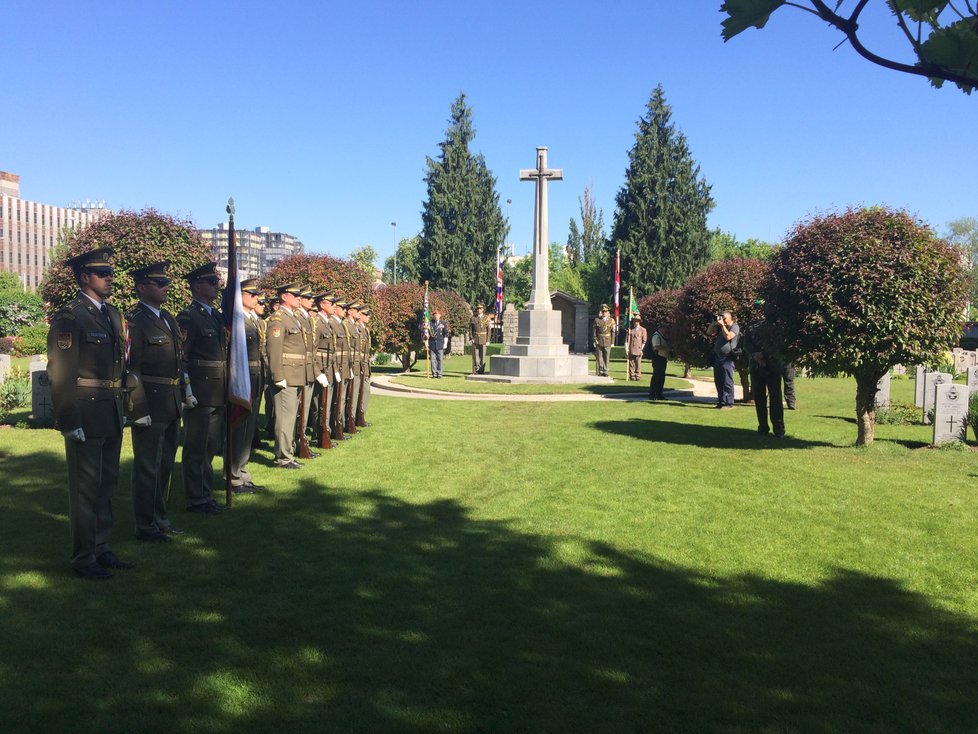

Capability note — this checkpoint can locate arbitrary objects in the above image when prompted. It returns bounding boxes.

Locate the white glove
[62,427,86,442]
[275,379,287,388]
[334,371,341,383]
[316,373,329,387]
[184,383,198,409]
[133,415,152,427]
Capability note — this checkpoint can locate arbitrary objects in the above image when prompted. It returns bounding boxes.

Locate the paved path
[371,373,743,403]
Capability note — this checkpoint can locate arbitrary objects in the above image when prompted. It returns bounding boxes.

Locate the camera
[715,314,723,323]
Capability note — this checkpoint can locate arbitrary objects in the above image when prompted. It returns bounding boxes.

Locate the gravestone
[891,364,907,376]
[449,335,465,356]
[914,365,928,407]
[0,354,10,384]
[502,303,518,346]
[933,382,969,444]
[968,366,978,394]
[952,348,964,373]
[31,360,54,427]
[922,371,952,425]
[874,372,890,409]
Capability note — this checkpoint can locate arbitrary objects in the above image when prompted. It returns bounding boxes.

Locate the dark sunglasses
[85,268,115,278]
[142,278,172,288]
[199,276,220,285]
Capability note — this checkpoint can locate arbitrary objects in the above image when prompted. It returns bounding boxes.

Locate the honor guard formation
[47,248,374,579]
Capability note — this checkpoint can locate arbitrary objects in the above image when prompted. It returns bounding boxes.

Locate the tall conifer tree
[608,85,714,295]
[419,94,507,306]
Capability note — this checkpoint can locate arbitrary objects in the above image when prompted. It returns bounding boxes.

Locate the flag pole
[423,281,431,379]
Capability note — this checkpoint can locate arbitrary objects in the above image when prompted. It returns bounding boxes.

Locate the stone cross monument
[470,147,609,384]
[520,147,563,311]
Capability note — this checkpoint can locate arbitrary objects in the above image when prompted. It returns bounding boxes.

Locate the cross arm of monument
[519,168,564,181]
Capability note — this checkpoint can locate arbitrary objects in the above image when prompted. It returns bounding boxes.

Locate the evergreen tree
[418,94,507,306]
[608,85,714,295]
[566,218,581,268]
[579,183,605,263]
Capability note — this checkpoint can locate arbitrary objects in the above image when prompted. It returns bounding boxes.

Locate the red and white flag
[223,202,251,423]
[614,248,621,324]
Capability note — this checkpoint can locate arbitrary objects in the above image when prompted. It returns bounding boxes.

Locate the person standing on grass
[127,261,186,544]
[709,310,739,410]
[648,322,672,401]
[469,303,491,374]
[626,317,647,380]
[429,309,449,378]
[592,304,616,377]
[742,313,786,438]
[47,247,134,580]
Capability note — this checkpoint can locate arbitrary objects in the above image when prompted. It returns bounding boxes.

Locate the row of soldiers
[46,247,374,580]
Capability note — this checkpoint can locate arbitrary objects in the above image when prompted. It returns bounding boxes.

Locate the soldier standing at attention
[428,309,449,378]
[296,286,320,456]
[47,247,134,579]
[344,302,363,435]
[311,293,337,447]
[262,294,279,443]
[331,299,353,440]
[265,282,307,468]
[469,303,490,374]
[592,304,617,378]
[127,261,186,543]
[227,278,267,493]
[178,262,227,514]
[356,306,373,427]
[626,316,648,381]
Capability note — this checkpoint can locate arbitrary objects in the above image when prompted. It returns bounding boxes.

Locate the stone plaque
[968,366,978,394]
[31,361,54,428]
[922,371,952,425]
[933,382,970,444]
[502,303,518,346]
[874,372,890,409]
[449,335,465,355]
[914,365,927,407]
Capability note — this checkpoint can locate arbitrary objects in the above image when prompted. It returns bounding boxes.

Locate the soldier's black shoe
[244,482,267,492]
[97,551,135,570]
[136,529,171,543]
[277,461,302,470]
[74,562,113,580]
[206,499,227,512]
[187,502,220,514]
[231,485,257,495]
[161,526,185,535]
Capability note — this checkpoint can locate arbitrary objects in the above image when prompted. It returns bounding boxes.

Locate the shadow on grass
[0,449,976,731]
[590,417,836,450]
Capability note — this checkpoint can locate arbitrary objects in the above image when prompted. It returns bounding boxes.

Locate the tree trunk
[683,363,692,378]
[737,365,751,403]
[400,351,411,371]
[855,375,878,446]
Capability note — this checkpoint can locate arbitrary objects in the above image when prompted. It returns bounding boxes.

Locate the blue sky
[4,1,975,265]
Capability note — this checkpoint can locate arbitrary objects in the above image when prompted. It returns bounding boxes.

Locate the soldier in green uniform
[592,304,617,377]
[331,300,354,439]
[469,303,491,374]
[266,282,307,468]
[344,302,363,435]
[262,294,279,442]
[227,278,267,493]
[127,261,185,543]
[178,262,227,514]
[312,293,338,447]
[356,306,373,427]
[47,247,134,579]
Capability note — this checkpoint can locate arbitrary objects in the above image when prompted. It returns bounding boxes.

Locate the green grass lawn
[385,354,688,395]
[1,374,976,732]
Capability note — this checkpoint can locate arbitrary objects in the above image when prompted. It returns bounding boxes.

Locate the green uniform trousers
[65,433,122,569]
[181,404,224,507]
[130,418,178,533]
[273,384,300,465]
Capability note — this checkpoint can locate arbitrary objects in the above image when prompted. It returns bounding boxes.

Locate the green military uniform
[592,305,617,377]
[331,305,354,439]
[296,286,318,449]
[228,278,266,489]
[127,261,184,541]
[312,295,338,446]
[47,248,128,577]
[344,307,362,434]
[469,306,490,374]
[266,283,308,466]
[178,262,227,510]
[357,309,373,426]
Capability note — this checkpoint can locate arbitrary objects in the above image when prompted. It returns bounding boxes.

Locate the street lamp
[506,199,512,256]
[391,221,397,284]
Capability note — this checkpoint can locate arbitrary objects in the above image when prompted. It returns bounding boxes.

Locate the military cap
[360,307,371,316]
[257,295,268,304]
[132,261,171,284]
[313,292,335,303]
[240,278,261,295]
[66,247,114,273]
[276,281,302,296]
[599,304,610,312]
[185,261,219,283]
[346,302,362,311]
[476,303,485,310]
[299,285,314,298]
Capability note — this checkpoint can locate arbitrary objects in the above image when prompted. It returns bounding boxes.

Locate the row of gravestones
[909,365,978,445]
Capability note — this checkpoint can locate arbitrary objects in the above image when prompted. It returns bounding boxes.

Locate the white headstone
[968,366,978,395]
[31,361,54,427]
[0,354,10,384]
[891,364,907,376]
[874,372,890,409]
[914,365,928,407]
[922,371,952,425]
[933,382,969,444]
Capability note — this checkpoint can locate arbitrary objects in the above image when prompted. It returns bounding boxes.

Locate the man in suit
[592,304,617,377]
[178,262,227,513]
[265,282,308,468]
[227,278,267,493]
[127,261,186,543]
[626,317,648,381]
[469,303,491,374]
[429,309,449,378]
[649,322,672,401]
[47,247,134,579]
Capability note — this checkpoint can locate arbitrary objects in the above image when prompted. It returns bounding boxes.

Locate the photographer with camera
[709,310,739,410]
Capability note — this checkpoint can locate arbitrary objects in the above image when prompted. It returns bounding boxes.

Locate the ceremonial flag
[614,248,621,324]
[223,198,251,423]
[629,287,639,317]
[495,246,504,315]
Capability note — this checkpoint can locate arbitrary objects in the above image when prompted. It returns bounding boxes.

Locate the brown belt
[141,375,180,386]
[190,359,225,368]
[77,378,121,388]
[283,352,306,360]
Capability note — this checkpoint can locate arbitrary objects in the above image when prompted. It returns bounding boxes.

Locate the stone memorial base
[466,308,611,385]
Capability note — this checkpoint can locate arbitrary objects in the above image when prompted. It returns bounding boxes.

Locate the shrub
[637,288,681,332]
[876,401,922,425]
[40,209,213,318]
[0,336,16,355]
[14,324,49,357]
[372,283,468,369]
[432,288,472,337]
[967,392,978,442]
[261,254,376,312]
[0,291,45,337]
[765,206,968,446]
[0,368,31,423]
